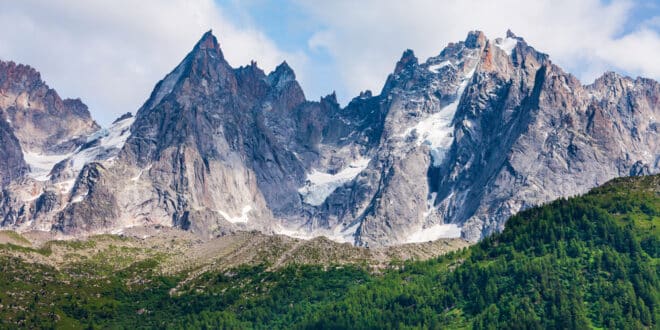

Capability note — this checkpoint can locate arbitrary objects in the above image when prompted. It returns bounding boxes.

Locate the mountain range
[0,30,657,246]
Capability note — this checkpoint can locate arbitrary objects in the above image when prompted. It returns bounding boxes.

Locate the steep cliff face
[0,60,103,231]
[299,30,658,244]
[0,30,657,245]
[426,32,659,241]
[0,60,99,155]
[0,111,27,185]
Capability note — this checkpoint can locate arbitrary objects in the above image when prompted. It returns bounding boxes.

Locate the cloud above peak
[0,0,304,125]
[0,0,656,125]
[297,0,659,98]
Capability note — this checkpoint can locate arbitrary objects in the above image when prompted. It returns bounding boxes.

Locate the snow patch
[403,67,476,166]
[70,193,87,204]
[427,61,452,72]
[66,115,135,173]
[23,116,134,183]
[495,37,518,55]
[23,151,71,181]
[274,221,359,244]
[405,223,462,243]
[218,205,252,223]
[298,157,370,206]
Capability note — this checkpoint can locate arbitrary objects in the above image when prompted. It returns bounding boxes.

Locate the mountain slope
[0,60,103,230]
[0,30,657,246]
[0,174,656,328]
[0,114,26,185]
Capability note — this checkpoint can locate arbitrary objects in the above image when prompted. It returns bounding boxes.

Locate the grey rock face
[0,111,27,185]
[0,30,657,246]
[428,33,659,241]
[0,60,99,155]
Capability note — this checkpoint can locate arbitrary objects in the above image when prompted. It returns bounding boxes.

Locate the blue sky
[217,0,660,99]
[215,0,347,99]
[0,0,658,125]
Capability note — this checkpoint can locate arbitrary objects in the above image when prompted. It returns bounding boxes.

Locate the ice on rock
[23,151,72,181]
[405,223,462,243]
[23,115,134,186]
[403,67,476,166]
[298,157,370,206]
[274,221,360,244]
[63,115,135,173]
[427,61,452,72]
[218,205,252,223]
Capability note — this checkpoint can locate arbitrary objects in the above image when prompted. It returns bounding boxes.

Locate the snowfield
[405,223,462,243]
[298,157,370,206]
[403,67,476,166]
[218,205,252,224]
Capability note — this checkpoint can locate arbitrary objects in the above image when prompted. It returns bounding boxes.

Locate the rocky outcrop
[426,33,659,241]
[0,111,27,185]
[0,60,99,155]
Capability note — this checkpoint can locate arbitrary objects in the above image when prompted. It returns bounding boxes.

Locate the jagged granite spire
[0,30,656,247]
[194,30,223,54]
[394,49,418,74]
[0,60,99,154]
[268,61,296,90]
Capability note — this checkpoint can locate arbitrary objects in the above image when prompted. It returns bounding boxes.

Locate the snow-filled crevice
[403,67,476,166]
[427,60,453,72]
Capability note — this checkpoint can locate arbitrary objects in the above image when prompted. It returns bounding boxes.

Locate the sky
[0,0,658,126]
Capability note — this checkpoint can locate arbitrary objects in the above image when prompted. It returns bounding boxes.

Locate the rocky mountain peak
[505,29,517,39]
[0,61,42,93]
[194,30,223,56]
[394,49,418,74]
[464,30,487,49]
[0,30,656,248]
[267,61,296,90]
[0,59,99,155]
[320,91,339,106]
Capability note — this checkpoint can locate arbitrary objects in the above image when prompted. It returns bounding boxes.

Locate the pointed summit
[464,30,487,49]
[394,49,418,74]
[192,30,224,58]
[267,61,297,90]
[274,61,294,76]
[321,91,338,105]
[141,30,234,111]
[506,29,517,39]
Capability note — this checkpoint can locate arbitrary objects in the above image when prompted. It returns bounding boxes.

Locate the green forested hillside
[1,175,658,329]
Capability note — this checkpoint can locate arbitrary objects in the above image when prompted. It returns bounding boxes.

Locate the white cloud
[0,0,304,125]
[296,0,659,100]
[0,0,656,123]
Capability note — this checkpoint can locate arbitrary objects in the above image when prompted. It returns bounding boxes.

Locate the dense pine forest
[1,175,658,329]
